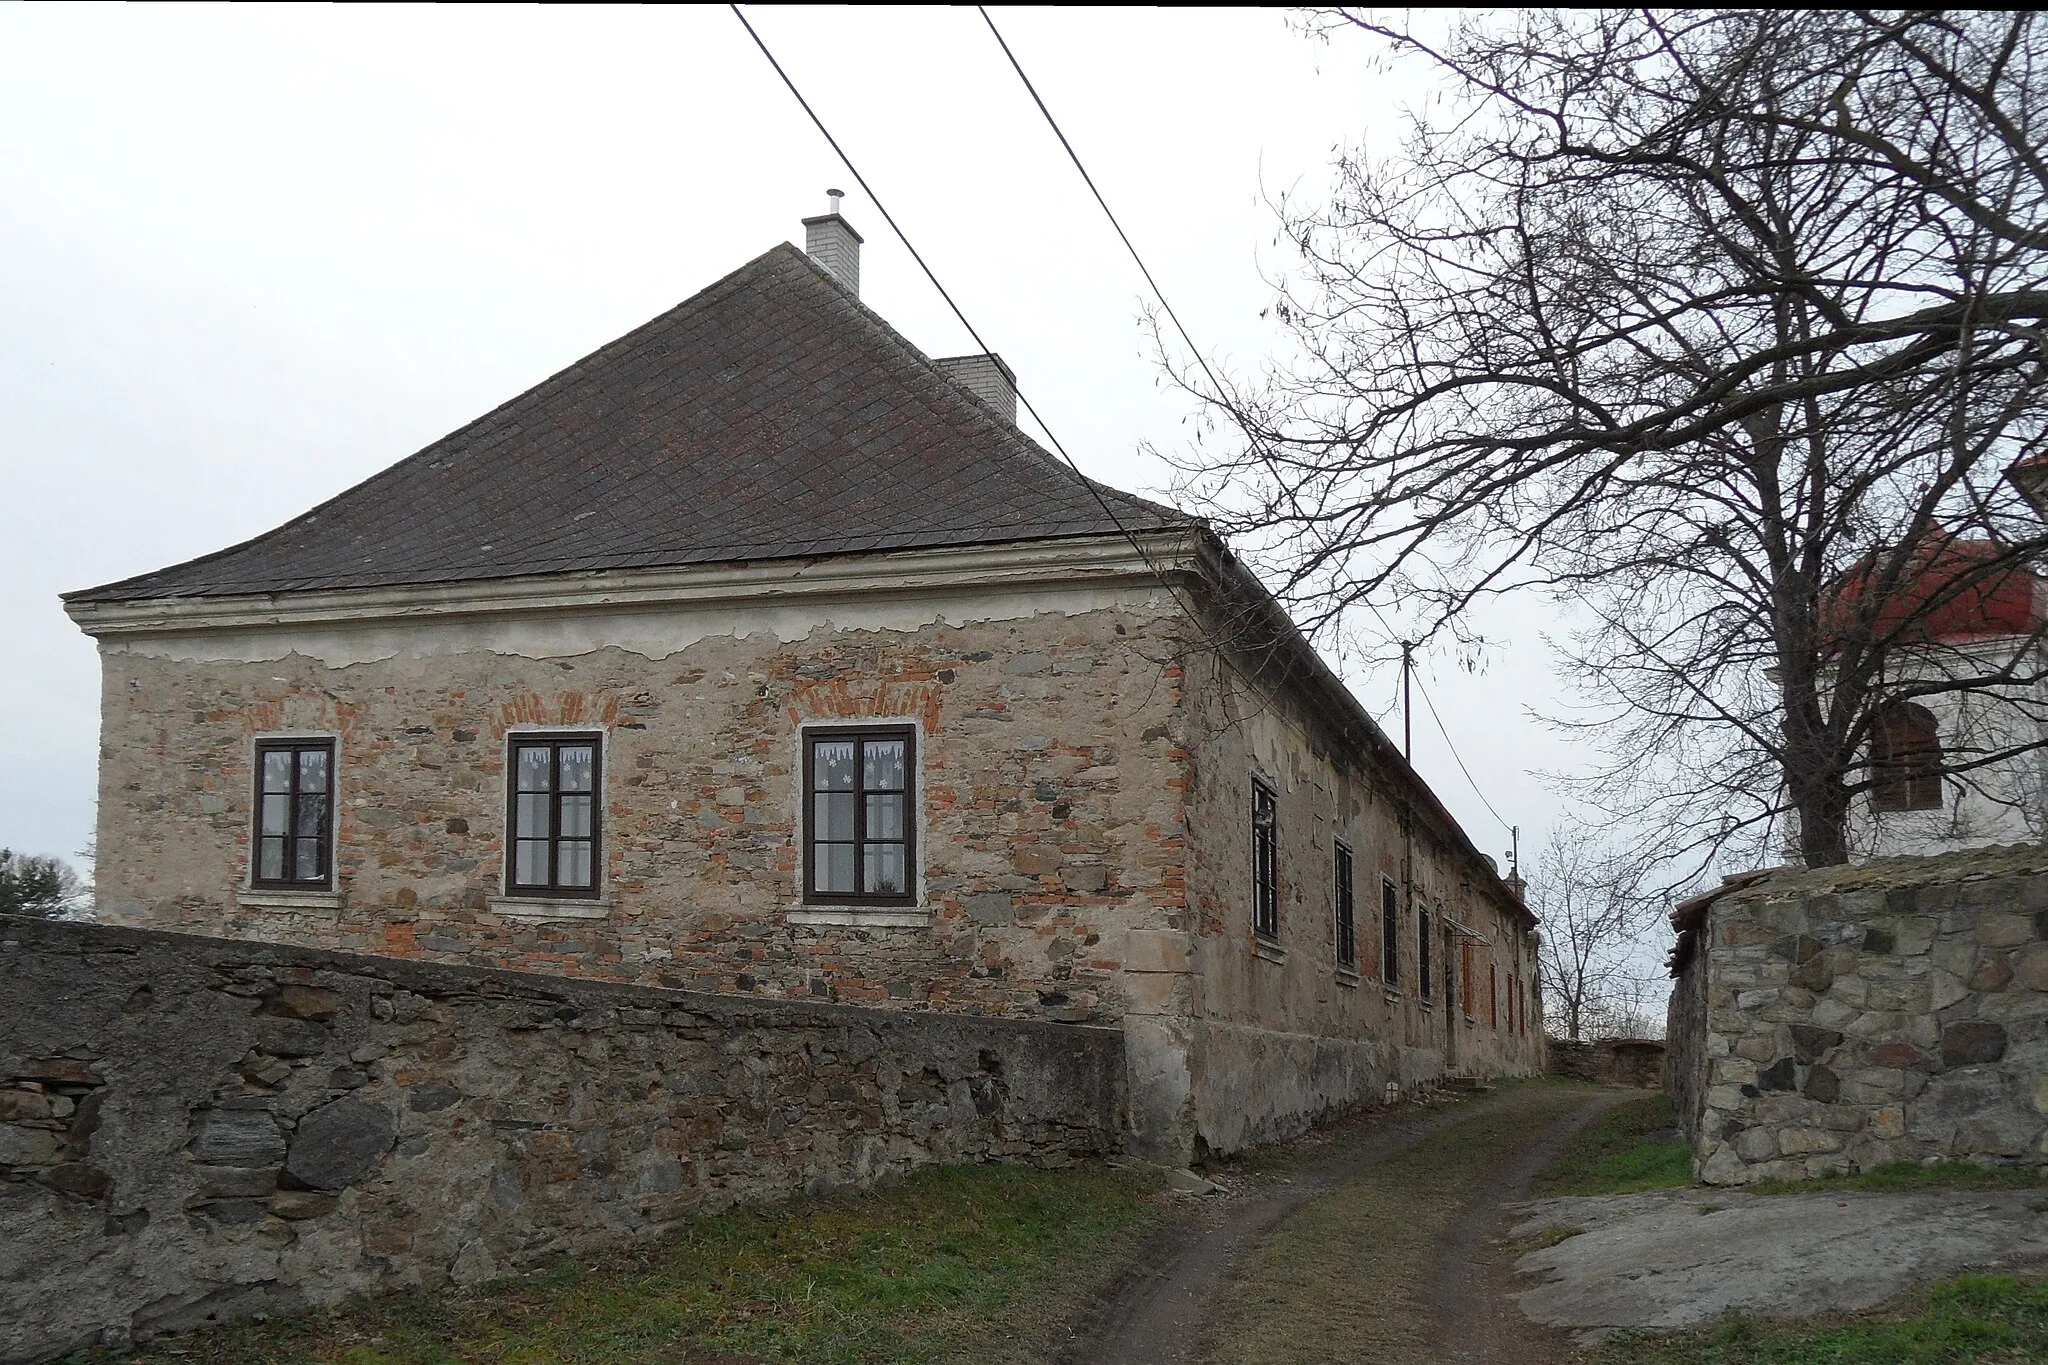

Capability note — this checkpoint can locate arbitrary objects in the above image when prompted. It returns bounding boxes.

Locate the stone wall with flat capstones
[0,917,1123,1364]
[1678,845,2048,1185]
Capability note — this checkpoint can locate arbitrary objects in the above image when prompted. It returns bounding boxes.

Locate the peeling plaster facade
[65,229,1539,1165]
[73,535,1539,1162]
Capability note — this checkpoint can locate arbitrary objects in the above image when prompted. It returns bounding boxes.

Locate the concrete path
[1510,1185,2048,1342]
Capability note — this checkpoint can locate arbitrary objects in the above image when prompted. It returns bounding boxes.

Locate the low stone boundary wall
[1670,847,2048,1185]
[1548,1038,1667,1089]
[0,918,1123,1364]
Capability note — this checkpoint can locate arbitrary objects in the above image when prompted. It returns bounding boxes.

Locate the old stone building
[64,206,1540,1162]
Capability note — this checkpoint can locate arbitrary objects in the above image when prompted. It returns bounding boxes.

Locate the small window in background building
[1460,938,1474,1016]
[1251,778,1279,939]
[1334,841,1357,968]
[1870,701,1944,811]
[804,726,916,904]
[252,738,334,888]
[1418,902,1433,998]
[1381,876,1399,984]
[506,733,603,898]
[1490,963,1499,1028]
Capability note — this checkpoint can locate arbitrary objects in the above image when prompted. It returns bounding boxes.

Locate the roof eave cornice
[1182,531,1537,927]
[64,530,1201,638]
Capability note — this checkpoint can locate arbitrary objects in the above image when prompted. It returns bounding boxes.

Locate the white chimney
[803,188,862,295]
[935,353,1018,426]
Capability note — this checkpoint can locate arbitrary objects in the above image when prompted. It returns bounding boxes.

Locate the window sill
[236,888,344,913]
[488,896,613,922]
[1335,967,1361,989]
[1252,938,1287,965]
[1384,987,1403,1006]
[789,906,931,929]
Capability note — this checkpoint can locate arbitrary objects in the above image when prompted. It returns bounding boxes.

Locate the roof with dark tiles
[68,243,1191,604]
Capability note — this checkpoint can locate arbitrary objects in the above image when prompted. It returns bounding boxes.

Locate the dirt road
[1050,1084,1622,1365]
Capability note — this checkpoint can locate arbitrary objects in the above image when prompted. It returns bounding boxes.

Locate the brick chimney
[803,189,862,295]
[934,353,1017,426]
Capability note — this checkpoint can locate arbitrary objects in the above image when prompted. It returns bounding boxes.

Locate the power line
[728,3,1236,665]
[975,6,1235,417]
[1414,672,1515,834]
[977,6,1521,838]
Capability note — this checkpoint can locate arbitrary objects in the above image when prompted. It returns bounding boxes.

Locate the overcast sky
[0,5,1587,893]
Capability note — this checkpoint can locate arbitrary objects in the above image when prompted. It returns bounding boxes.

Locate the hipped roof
[68,243,1186,604]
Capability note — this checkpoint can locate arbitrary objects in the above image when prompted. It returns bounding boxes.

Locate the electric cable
[978,7,1520,839]
[975,6,1236,418]
[1414,673,1514,833]
[728,3,1259,684]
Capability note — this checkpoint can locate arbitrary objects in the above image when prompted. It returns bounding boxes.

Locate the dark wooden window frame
[1381,875,1400,985]
[802,724,918,907]
[504,731,605,900]
[1333,840,1357,969]
[251,737,336,890]
[1871,701,1945,812]
[1418,901,1433,999]
[1251,777,1279,940]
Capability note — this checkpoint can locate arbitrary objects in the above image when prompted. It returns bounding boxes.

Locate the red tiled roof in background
[1822,536,2043,646]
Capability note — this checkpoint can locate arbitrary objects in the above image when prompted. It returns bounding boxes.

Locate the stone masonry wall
[89,603,1189,1027]
[0,917,1123,1365]
[1168,649,1544,1155]
[1688,845,2048,1185]
[1549,1038,1667,1089]
[1668,946,1710,1142]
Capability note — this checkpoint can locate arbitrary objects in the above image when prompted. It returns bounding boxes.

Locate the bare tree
[1167,10,2048,873]
[1531,829,1657,1040]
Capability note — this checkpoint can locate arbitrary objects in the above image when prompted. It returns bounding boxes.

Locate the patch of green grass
[1531,1092,1691,1197]
[1592,1272,2048,1364]
[89,1162,1167,1365]
[1204,1089,1594,1364]
[1750,1160,2048,1196]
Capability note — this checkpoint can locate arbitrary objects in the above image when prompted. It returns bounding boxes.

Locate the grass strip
[1530,1092,1691,1198]
[1201,1089,1592,1365]
[88,1162,1166,1365]
[1592,1272,2048,1364]
[1749,1160,2048,1196]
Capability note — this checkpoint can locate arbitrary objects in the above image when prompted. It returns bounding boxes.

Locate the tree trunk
[1776,585,1853,868]
[1789,770,1852,866]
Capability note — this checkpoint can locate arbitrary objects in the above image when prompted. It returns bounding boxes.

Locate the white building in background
[1848,535,2048,861]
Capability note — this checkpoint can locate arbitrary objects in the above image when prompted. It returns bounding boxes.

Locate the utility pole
[1400,641,1414,762]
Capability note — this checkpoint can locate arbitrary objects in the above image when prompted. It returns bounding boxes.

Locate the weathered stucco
[0,917,1124,1365]
[1171,647,1544,1154]
[91,597,1189,1024]
[79,539,1539,1167]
